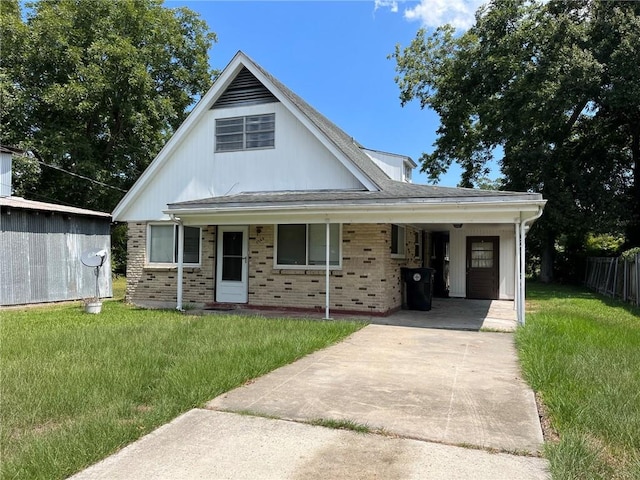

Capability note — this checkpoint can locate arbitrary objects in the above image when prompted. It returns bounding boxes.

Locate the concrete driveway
[71,325,549,479]
[208,324,542,452]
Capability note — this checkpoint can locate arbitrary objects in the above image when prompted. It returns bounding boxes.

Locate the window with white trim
[276,224,340,267]
[403,163,412,183]
[391,224,405,258]
[148,224,201,265]
[215,113,275,151]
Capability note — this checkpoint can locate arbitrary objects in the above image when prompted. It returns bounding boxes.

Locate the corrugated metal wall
[0,209,112,306]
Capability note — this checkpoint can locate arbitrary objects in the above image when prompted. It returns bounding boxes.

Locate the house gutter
[161,200,547,226]
[518,207,544,325]
[165,198,545,214]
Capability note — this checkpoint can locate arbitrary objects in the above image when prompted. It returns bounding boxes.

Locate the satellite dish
[80,248,108,303]
[81,249,107,268]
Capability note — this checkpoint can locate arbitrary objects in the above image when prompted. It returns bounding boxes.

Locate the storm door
[216,226,248,303]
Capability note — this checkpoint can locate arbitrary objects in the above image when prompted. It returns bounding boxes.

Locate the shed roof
[0,145,25,155]
[0,196,111,218]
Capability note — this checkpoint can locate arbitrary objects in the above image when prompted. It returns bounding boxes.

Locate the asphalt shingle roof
[250,57,392,190]
[169,184,542,210]
[168,52,542,211]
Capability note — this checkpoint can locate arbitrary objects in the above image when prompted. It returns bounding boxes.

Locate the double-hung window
[391,224,405,258]
[215,113,275,152]
[276,224,340,267]
[148,224,201,265]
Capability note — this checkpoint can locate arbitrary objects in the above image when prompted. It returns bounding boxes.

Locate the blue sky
[166,0,492,187]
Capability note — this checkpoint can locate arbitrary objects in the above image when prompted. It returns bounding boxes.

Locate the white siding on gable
[365,150,402,181]
[117,103,365,221]
[363,149,413,183]
[448,225,515,300]
[211,103,364,196]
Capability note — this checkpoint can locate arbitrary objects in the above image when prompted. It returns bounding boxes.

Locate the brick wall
[126,222,422,314]
[380,224,423,311]
[125,223,216,305]
[125,223,145,302]
[248,223,422,314]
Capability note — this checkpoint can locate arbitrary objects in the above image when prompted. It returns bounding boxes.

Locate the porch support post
[325,220,331,320]
[515,221,520,314]
[518,207,544,325]
[176,219,184,311]
[519,221,526,325]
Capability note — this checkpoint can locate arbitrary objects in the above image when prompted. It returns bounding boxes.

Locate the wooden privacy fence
[584,255,640,306]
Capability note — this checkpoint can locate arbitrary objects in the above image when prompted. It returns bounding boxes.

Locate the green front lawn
[516,283,640,480]
[0,298,363,479]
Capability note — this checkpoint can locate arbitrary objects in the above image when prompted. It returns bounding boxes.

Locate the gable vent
[212,67,279,109]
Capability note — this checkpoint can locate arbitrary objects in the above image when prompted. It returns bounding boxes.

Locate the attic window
[215,113,275,152]
[404,163,412,183]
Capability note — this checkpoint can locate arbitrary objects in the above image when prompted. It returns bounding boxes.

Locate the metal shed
[0,197,112,306]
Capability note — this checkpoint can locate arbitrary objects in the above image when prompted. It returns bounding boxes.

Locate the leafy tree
[9,153,41,198]
[391,0,639,282]
[0,0,216,212]
[476,175,504,191]
[585,233,625,257]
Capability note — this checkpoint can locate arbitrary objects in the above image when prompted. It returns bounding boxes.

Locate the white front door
[216,226,248,303]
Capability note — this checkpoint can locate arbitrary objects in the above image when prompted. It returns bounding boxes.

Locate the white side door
[216,226,248,303]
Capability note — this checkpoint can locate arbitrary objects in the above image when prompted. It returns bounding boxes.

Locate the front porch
[198,298,518,332]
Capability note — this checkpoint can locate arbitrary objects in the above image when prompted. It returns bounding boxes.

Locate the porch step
[203,302,239,311]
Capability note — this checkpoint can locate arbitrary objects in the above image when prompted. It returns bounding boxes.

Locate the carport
[168,195,544,324]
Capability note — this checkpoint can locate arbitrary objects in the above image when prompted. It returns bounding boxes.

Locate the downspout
[170,214,184,311]
[325,219,331,320]
[518,207,544,325]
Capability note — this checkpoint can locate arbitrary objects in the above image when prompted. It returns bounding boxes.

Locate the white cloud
[374,0,399,14]
[404,0,487,30]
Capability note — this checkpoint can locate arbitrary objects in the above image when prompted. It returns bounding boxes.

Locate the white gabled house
[113,52,545,323]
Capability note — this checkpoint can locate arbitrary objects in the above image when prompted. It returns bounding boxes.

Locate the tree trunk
[627,128,640,246]
[539,231,556,283]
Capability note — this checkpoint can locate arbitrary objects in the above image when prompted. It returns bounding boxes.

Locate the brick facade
[126,222,422,314]
[125,223,216,305]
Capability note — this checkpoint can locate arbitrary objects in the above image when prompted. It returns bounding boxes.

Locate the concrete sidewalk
[70,325,549,479]
[71,410,548,480]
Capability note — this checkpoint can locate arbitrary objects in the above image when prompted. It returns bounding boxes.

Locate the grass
[516,282,640,480]
[308,418,373,434]
[111,275,126,301]
[0,294,363,479]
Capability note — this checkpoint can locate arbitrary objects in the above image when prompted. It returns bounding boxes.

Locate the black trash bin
[401,267,435,311]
